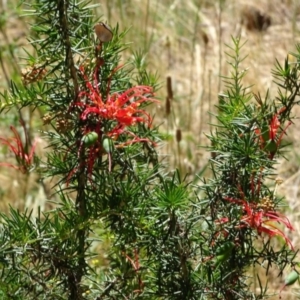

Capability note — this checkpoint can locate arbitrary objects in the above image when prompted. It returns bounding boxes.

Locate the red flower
[223,196,294,250]
[269,113,281,141]
[0,122,37,174]
[255,107,292,159]
[77,65,157,140]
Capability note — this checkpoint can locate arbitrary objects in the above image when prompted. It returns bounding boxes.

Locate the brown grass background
[1,0,300,298]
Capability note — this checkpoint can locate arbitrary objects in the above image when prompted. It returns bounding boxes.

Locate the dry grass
[1,0,300,298]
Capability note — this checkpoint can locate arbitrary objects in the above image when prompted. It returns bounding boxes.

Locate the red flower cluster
[77,65,157,141]
[67,65,158,180]
[0,121,37,174]
[223,196,294,250]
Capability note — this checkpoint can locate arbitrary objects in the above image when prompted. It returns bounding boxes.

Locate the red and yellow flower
[223,196,294,249]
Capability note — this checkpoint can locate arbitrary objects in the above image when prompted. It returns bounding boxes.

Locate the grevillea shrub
[0,1,299,299]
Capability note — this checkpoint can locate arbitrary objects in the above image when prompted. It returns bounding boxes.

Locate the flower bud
[102,137,114,153]
[284,270,299,286]
[82,132,98,146]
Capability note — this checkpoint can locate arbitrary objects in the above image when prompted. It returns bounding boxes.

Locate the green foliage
[0,1,299,300]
